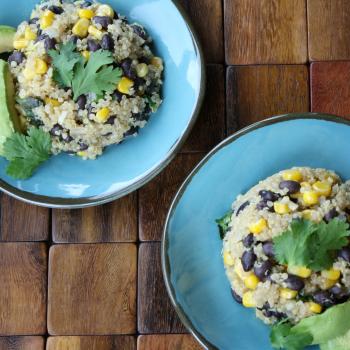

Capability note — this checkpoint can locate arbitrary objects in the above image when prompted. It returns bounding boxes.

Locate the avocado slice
[321,329,350,350]
[0,26,16,53]
[0,59,21,156]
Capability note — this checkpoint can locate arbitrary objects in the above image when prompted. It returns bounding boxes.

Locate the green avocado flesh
[0,25,15,53]
[320,329,350,350]
[0,59,20,155]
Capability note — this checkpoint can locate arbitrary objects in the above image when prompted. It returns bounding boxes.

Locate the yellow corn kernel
[244,274,260,290]
[313,181,332,197]
[282,169,302,182]
[78,9,95,19]
[25,26,37,41]
[88,25,104,40]
[302,210,314,220]
[223,251,234,266]
[34,58,48,75]
[95,107,110,123]
[136,63,149,78]
[288,266,312,278]
[118,77,134,95]
[96,4,114,17]
[40,10,55,29]
[249,218,267,235]
[301,181,312,190]
[280,288,298,300]
[303,191,319,206]
[13,38,28,50]
[77,151,87,157]
[322,279,337,290]
[23,66,36,80]
[151,56,163,68]
[274,202,291,215]
[308,302,322,314]
[242,291,256,308]
[321,268,341,281]
[290,192,303,200]
[72,18,90,38]
[81,50,90,60]
[45,98,61,107]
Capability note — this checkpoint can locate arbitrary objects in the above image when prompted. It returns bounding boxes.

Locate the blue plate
[162,113,350,350]
[0,0,205,208]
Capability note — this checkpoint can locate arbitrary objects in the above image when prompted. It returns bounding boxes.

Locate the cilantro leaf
[216,210,232,239]
[3,127,52,179]
[273,219,350,272]
[48,41,83,88]
[72,50,122,100]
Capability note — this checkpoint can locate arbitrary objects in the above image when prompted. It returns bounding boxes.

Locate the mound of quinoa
[222,167,350,325]
[8,0,163,159]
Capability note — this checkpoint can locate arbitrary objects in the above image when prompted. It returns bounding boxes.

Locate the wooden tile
[181,65,226,153]
[138,243,186,334]
[47,336,136,350]
[308,0,350,61]
[137,335,202,350]
[139,154,203,241]
[177,0,224,63]
[0,243,47,335]
[311,62,350,118]
[52,193,137,243]
[48,244,137,335]
[226,65,309,133]
[224,0,307,65]
[0,194,49,241]
[0,337,45,350]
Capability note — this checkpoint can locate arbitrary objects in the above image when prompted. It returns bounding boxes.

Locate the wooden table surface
[1,1,350,349]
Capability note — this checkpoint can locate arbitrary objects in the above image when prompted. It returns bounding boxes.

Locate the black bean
[231,289,242,304]
[70,35,78,45]
[113,11,119,20]
[78,142,89,151]
[29,17,39,25]
[87,39,101,52]
[93,16,113,30]
[105,116,116,125]
[76,95,87,110]
[313,291,335,308]
[241,250,257,272]
[279,180,301,194]
[133,113,150,122]
[324,208,339,223]
[262,241,274,258]
[8,51,25,65]
[35,33,49,43]
[102,132,112,137]
[44,37,57,52]
[48,5,64,14]
[101,34,114,51]
[236,201,250,216]
[61,134,73,143]
[50,124,63,136]
[254,260,272,281]
[242,233,254,248]
[131,24,148,40]
[262,304,286,320]
[256,200,272,211]
[330,285,349,302]
[124,126,139,137]
[112,90,123,102]
[120,58,136,80]
[285,274,305,291]
[259,190,280,202]
[338,247,350,262]
[134,77,145,90]
[139,56,150,64]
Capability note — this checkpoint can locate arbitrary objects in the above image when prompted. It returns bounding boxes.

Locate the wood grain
[48,244,137,335]
[177,0,224,63]
[0,243,47,335]
[139,154,203,241]
[181,65,226,153]
[224,0,307,64]
[138,243,186,334]
[226,65,309,133]
[137,335,202,350]
[311,62,350,118]
[52,193,137,243]
[0,337,45,350]
[308,0,350,61]
[0,194,49,241]
[47,336,136,350]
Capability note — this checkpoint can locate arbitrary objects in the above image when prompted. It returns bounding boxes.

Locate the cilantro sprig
[273,218,350,271]
[48,43,122,101]
[216,210,232,239]
[3,127,51,179]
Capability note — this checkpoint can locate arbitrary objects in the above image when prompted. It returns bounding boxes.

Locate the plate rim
[161,112,350,350]
[0,0,206,209]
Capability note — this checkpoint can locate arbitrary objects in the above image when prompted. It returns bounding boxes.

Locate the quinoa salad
[219,167,350,330]
[7,0,163,160]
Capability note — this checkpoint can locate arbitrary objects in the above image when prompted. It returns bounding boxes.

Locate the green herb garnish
[216,210,232,239]
[3,127,51,179]
[273,218,350,271]
[48,43,122,100]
